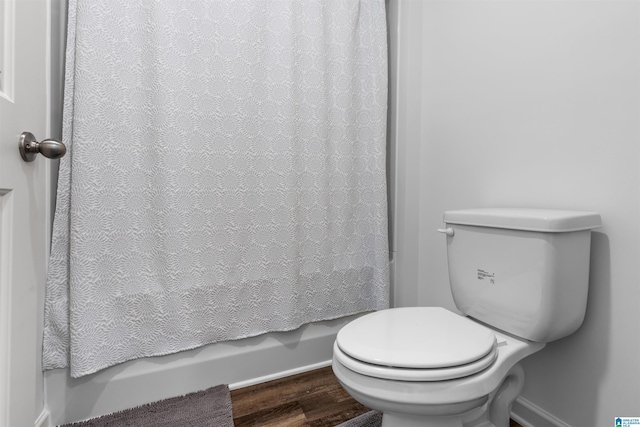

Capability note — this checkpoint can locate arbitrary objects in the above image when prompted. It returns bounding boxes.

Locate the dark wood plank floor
[230,366,370,426]
[230,366,523,427]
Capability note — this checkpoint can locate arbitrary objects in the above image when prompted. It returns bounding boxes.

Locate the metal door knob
[19,131,67,162]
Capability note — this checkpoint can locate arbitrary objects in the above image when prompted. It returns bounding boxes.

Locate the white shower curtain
[43,0,389,378]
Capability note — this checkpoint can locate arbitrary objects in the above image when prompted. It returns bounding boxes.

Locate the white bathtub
[44,315,359,426]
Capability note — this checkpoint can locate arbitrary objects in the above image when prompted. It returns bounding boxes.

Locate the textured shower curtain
[43,0,389,378]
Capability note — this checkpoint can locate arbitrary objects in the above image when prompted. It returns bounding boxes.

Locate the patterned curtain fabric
[43,0,389,378]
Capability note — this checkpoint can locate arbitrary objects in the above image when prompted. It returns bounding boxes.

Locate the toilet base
[381,412,466,427]
[381,413,497,427]
[381,364,524,427]
[335,360,526,427]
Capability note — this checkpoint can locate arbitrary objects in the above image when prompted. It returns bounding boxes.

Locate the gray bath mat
[337,410,382,427]
[59,384,233,427]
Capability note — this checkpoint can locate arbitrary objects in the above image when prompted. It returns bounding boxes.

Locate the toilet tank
[442,208,601,342]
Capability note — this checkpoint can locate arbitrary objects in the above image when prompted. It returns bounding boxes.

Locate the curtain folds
[43,0,389,378]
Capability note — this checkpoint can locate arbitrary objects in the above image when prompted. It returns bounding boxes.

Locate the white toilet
[332,208,601,427]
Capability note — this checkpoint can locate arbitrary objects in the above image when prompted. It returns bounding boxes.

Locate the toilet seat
[335,307,498,381]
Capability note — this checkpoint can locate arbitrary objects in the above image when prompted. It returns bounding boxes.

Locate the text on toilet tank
[477,269,495,284]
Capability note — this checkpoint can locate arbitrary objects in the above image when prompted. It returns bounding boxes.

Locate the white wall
[393,0,640,425]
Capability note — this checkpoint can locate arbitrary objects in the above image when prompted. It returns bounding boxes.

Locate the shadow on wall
[521,231,611,425]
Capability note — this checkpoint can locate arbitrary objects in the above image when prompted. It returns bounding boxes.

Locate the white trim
[39,2,54,425]
[229,359,332,391]
[391,0,401,259]
[512,396,574,427]
[0,189,14,427]
[45,0,52,136]
[0,0,15,102]
[34,409,50,427]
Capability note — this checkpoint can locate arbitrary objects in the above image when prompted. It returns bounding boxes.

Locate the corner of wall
[390,0,425,307]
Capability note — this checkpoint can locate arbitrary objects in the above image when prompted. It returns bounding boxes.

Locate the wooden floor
[230,366,369,426]
[229,366,524,427]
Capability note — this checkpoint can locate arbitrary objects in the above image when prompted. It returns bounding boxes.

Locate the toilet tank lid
[443,208,601,232]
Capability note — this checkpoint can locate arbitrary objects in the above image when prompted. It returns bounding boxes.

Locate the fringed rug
[59,385,233,427]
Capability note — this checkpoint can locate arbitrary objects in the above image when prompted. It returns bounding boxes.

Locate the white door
[0,0,51,426]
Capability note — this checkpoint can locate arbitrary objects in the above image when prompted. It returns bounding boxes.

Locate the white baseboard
[35,409,50,427]
[229,359,332,390]
[512,396,573,427]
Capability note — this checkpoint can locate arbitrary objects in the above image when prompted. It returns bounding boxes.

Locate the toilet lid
[336,307,497,369]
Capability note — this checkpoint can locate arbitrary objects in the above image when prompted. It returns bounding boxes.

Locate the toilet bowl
[332,209,601,427]
[332,307,545,427]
